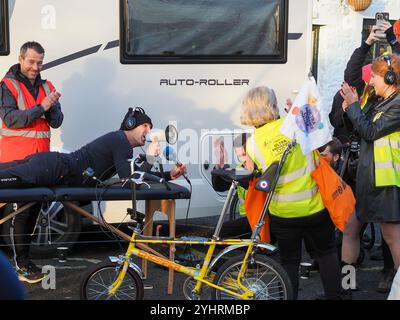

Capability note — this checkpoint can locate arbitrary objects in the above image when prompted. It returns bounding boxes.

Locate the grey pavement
[2,222,391,300]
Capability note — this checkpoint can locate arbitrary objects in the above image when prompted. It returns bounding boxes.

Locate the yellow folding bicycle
[79,142,296,300]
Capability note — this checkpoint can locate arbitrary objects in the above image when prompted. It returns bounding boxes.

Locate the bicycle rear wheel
[211,254,293,300]
[80,262,144,300]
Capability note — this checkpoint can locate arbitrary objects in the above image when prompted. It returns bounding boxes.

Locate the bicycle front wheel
[80,262,144,300]
[211,255,293,300]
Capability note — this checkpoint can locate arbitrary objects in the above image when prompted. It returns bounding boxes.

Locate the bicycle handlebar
[129,171,165,184]
[124,171,171,190]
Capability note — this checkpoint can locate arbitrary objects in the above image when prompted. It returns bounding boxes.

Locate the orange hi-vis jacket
[0,78,54,162]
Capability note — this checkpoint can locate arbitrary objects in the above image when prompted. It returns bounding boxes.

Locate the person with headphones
[0,107,186,282]
[340,54,400,289]
[0,107,187,189]
[328,20,400,295]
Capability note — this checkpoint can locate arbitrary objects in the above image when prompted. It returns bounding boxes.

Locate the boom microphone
[163,146,190,184]
[146,125,178,144]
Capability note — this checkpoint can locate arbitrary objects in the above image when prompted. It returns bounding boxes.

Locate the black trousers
[10,203,41,266]
[270,209,342,299]
[382,237,395,270]
[0,152,68,266]
[0,152,68,188]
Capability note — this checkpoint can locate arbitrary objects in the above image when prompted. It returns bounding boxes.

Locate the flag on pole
[280,76,332,155]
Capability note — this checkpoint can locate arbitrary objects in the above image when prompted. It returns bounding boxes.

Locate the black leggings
[270,210,342,299]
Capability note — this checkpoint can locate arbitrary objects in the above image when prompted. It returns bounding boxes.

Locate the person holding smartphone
[329,16,400,296]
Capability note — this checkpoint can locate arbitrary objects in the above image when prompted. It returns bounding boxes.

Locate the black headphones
[124,107,145,130]
[383,55,397,86]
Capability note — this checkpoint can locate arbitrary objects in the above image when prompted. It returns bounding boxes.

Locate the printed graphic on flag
[280,77,332,155]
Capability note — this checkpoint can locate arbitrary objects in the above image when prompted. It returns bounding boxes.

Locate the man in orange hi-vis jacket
[0,41,63,284]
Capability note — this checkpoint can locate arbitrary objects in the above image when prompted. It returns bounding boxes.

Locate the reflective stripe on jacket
[246,118,324,218]
[0,78,53,162]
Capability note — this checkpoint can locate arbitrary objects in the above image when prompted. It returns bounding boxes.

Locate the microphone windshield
[163,146,177,162]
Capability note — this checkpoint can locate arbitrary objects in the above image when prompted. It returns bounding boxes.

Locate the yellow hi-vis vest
[246,118,325,218]
[237,185,246,216]
[374,132,400,187]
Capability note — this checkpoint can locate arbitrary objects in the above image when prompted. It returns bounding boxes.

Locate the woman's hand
[340,81,359,112]
[378,20,392,33]
[366,24,386,45]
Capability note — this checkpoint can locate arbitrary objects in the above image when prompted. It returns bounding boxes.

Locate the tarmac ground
[0,219,392,301]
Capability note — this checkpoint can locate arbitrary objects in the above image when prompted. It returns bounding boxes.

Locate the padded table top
[0,182,191,202]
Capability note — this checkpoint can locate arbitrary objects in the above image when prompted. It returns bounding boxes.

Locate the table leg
[161,199,176,295]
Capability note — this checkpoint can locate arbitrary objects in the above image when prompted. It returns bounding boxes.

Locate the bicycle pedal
[144,285,153,290]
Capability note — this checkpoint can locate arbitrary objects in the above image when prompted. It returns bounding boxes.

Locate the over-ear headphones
[124,107,145,130]
[383,55,397,86]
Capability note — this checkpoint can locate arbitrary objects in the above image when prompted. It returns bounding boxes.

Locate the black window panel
[120,0,288,64]
[311,25,321,82]
[0,0,9,56]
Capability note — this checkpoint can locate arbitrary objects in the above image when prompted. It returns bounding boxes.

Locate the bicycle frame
[109,234,258,299]
[109,180,257,299]
[108,142,296,300]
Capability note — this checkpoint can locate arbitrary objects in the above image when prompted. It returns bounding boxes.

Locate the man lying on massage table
[0,107,186,284]
[0,107,187,188]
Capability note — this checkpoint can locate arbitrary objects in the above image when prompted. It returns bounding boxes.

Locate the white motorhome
[0,0,313,253]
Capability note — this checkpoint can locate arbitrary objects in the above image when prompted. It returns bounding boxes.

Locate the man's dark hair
[20,41,45,58]
[318,137,343,156]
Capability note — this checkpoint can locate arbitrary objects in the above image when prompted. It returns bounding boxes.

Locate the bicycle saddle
[255,161,279,192]
[211,167,253,184]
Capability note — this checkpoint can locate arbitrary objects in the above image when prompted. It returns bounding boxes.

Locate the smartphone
[375,12,389,38]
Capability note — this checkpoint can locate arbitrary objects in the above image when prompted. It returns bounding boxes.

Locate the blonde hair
[240,87,279,127]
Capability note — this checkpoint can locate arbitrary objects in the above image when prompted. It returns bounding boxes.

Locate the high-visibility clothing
[374,132,400,187]
[246,118,325,218]
[237,184,246,216]
[0,78,53,162]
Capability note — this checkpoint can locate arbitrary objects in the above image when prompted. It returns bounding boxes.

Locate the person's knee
[381,225,400,246]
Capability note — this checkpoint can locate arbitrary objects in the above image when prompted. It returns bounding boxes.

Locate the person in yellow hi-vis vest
[341,53,400,293]
[240,86,341,300]
[334,22,399,294]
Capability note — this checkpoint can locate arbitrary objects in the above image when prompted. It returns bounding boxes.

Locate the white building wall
[313,0,400,114]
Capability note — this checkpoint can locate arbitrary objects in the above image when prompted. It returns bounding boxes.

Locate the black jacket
[329,42,373,142]
[346,94,400,223]
[61,130,172,187]
[0,64,63,129]
[329,28,400,143]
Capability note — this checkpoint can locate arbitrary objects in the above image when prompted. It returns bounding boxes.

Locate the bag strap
[339,147,350,179]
